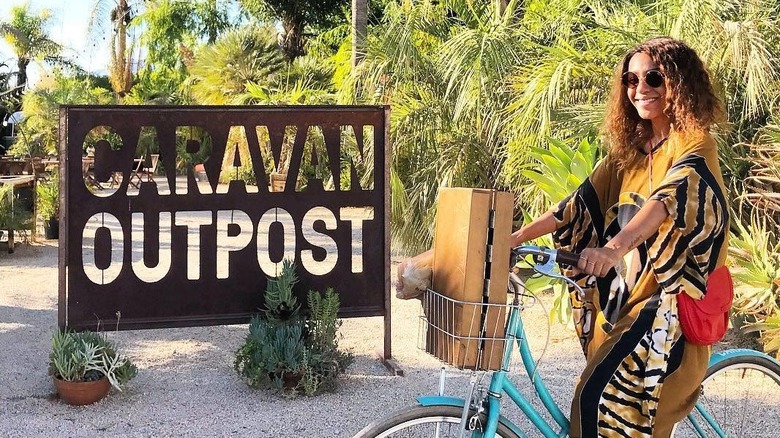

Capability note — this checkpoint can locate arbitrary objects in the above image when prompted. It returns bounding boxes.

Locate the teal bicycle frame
[415,246,779,438]
[418,292,570,438]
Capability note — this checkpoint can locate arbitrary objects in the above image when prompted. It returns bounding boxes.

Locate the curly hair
[602,37,724,170]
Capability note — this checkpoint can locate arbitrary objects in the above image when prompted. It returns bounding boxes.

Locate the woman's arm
[509,209,557,247]
[577,199,669,277]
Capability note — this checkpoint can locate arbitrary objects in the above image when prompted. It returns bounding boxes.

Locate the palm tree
[187,24,288,105]
[87,0,141,97]
[352,0,780,249]
[0,5,63,92]
[352,0,368,67]
[239,0,350,61]
[127,0,236,104]
[351,0,530,253]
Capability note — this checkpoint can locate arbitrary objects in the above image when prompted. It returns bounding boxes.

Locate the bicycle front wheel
[674,353,780,437]
[353,405,521,438]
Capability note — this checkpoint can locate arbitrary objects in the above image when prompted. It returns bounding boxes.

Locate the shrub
[234,259,352,396]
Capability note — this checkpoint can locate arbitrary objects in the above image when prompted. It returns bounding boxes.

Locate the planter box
[270,172,287,192]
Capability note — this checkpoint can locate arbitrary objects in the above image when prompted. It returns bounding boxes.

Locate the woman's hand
[576,247,623,277]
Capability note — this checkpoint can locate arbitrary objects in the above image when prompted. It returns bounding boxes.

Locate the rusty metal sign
[59,106,390,338]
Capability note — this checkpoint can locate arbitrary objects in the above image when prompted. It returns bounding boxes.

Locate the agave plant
[520,136,600,213]
[234,260,352,395]
[517,137,599,323]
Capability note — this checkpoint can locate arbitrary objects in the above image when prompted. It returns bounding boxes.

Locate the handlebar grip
[556,249,581,267]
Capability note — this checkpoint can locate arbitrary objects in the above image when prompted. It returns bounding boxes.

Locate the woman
[510,37,728,437]
[399,37,728,437]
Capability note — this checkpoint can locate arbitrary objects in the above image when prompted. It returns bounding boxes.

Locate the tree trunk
[281,18,306,62]
[109,0,133,97]
[499,0,509,14]
[352,0,368,67]
[15,57,29,90]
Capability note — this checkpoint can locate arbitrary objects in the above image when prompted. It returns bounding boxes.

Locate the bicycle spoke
[675,360,780,437]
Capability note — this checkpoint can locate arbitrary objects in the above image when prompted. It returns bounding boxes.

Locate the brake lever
[531,248,586,300]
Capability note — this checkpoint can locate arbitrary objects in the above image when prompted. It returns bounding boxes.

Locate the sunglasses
[622,69,665,89]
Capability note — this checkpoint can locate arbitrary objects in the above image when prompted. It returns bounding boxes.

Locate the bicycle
[355,245,780,437]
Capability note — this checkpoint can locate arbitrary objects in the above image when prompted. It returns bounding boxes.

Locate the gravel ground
[0,240,586,437]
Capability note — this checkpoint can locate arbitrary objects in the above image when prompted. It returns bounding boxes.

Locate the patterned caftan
[551,130,729,438]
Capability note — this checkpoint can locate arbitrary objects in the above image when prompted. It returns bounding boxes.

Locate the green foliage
[8,71,113,157]
[188,24,287,104]
[306,288,341,354]
[36,174,58,220]
[351,0,530,254]
[0,4,65,89]
[0,184,32,243]
[301,288,351,394]
[48,329,138,391]
[86,0,142,96]
[728,110,780,357]
[131,0,236,102]
[510,138,599,324]
[125,68,188,105]
[218,166,257,186]
[234,260,352,396]
[729,210,780,358]
[173,126,212,172]
[521,137,601,210]
[349,0,780,260]
[263,259,301,324]
[243,76,335,105]
[138,0,234,68]
[238,0,350,60]
[236,317,308,386]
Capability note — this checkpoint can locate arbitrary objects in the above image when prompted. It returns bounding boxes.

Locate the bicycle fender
[416,396,527,438]
[709,348,780,368]
[417,395,467,407]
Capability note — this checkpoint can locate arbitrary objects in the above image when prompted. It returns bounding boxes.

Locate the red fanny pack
[677,265,734,346]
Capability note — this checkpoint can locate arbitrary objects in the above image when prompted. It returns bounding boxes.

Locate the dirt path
[0,241,585,437]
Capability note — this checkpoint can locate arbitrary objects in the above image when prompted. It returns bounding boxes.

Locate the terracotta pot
[53,377,111,406]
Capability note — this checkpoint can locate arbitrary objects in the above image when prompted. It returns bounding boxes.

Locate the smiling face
[626,52,670,129]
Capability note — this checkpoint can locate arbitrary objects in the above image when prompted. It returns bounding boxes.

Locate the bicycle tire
[353,405,521,438]
[673,353,780,437]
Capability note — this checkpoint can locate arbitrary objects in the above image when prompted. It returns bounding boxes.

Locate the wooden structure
[58,105,397,372]
[428,188,514,370]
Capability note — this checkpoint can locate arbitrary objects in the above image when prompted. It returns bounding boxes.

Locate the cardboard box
[426,188,513,370]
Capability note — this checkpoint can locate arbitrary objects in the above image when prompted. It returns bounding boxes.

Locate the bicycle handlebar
[555,249,580,267]
[511,245,581,268]
[509,245,585,299]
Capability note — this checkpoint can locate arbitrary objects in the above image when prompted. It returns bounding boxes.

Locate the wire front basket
[418,288,515,371]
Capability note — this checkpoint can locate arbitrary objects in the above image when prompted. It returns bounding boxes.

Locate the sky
[0,0,112,86]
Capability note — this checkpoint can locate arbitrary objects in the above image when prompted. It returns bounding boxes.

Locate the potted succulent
[36,176,59,239]
[48,329,137,405]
